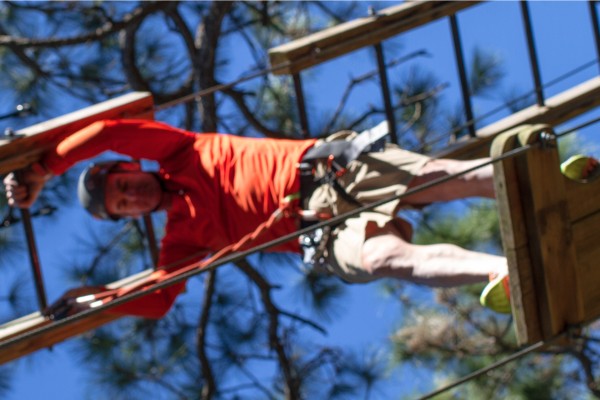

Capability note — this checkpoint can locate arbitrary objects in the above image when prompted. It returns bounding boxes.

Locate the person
[3,119,538,318]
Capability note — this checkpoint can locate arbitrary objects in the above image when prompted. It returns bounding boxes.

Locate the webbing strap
[301,120,389,166]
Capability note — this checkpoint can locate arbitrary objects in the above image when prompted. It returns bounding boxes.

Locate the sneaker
[561,155,599,181]
[480,273,511,314]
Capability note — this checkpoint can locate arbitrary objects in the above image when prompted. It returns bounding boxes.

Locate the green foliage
[296,269,347,320]
[394,66,444,151]
[413,200,502,254]
[469,47,505,98]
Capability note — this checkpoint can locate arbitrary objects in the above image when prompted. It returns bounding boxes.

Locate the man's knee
[361,233,415,279]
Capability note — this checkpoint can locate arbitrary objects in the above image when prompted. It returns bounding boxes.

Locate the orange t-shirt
[44,119,317,318]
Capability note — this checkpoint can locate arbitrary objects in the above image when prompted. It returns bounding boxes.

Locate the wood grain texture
[0,269,153,365]
[268,1,481,74]
[0,92,154,175]
[490,125,600,345]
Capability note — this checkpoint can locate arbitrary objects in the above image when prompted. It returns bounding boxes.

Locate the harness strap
[299,120,390,221]
[301,120,389,166]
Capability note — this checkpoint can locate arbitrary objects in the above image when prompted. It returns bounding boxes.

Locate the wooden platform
[492,124,600,345]
[0,270,153,365]
[0,91,154,175]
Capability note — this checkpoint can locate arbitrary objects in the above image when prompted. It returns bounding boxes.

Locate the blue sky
[4,2,600,399]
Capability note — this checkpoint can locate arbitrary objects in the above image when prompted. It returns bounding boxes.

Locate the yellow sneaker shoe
[480,273,511,314]
[561,155,599,181]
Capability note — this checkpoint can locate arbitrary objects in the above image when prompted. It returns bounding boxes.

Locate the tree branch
[197,270,218,399]
[120,3,195,104]
[195,1,234,132]
[235,259,301,399]
[221,86,288,139]
[0,2,170,48]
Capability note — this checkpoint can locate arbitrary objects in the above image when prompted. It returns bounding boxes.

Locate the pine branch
[569,348,600,398]
[234,259,301,399]
[120,4,195,104]
[221,86,288,139]
[195,1,234,132]
[197,270,217,399]
[0,2,171,48]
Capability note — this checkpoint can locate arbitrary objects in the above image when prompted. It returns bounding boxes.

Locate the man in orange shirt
[5,119,518,317]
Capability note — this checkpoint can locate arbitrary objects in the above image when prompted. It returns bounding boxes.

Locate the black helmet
[77,160,137,220]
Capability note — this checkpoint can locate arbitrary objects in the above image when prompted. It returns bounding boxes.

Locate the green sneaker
[561,155,599,181]
[480,273,511,314]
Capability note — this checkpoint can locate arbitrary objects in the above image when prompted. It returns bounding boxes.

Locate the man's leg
[361,230,507,287]
[328,214,507,287]
[402,158,495,206]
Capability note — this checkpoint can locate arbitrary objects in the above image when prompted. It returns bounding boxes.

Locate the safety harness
[296,120,390,268]
[297,120,390,218]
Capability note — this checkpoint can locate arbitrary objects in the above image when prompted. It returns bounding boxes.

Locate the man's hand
[3,163,53,209]
[44,286,107,320]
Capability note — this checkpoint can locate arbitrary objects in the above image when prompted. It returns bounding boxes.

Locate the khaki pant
[306,137,430,283]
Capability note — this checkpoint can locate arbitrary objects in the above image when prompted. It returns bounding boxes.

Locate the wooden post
[491,124,596,345]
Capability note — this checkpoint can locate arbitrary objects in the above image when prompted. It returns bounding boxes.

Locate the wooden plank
[0,269,153,365]
[504,246,540,344]
[515,129,584,339]
[491,125,546,344]
[438,77,600,160]
[268,1,481,75]
[0,92,154,175]
[565,177,600,222]
[573,212,600,320]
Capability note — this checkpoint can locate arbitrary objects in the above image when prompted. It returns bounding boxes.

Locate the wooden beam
[491,125,545,344]
[516,129,584,339]
[0,91,154,175]
[0,269,152,365]
[438,76,600,160]
[268,1,481,75]
[573,212,600,321]
[491,125,599,345]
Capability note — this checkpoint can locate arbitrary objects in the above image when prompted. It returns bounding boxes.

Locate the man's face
[104,171,162,218]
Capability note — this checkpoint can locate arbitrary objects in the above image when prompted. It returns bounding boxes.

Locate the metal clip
[539,130,557,149]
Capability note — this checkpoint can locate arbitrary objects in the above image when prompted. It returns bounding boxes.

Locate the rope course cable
[415,332,565,400]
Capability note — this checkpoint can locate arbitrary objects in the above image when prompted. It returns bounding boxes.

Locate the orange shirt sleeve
[43,119,196,175]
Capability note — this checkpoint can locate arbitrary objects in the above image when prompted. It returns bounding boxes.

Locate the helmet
[77,160,139,220]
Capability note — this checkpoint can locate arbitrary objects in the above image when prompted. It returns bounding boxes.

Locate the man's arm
[108,280,188,319]
[4,119,196,209]
[43,119,196,175]
[4,119,200,319]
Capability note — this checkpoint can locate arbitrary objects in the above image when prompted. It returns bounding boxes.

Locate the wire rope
[416,335,562,400]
